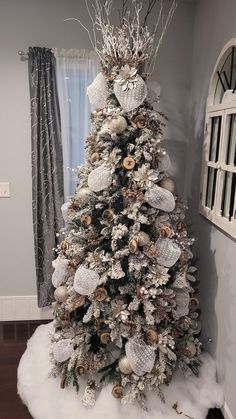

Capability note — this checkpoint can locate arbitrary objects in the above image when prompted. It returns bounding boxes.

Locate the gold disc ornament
[60,240,69,253]
[146,329,158,345]
[129,239,138,253]
[94,287,108,302]
[100,332,111,344]
[123,156,136,170]
[102,208,114,222]
[80,214,92,226]
[112,385,125,398]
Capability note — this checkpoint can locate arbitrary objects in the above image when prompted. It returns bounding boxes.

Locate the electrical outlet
[0,182,10,198]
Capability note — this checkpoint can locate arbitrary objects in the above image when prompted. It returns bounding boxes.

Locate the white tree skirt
[17,323,223,419]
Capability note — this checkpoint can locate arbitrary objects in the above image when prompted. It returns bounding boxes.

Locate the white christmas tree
[50,0,202,409]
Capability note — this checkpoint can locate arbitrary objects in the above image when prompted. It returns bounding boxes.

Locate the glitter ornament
[145,185,175,212]
[82,382,96,407]
[87,72,109,109]
[52,339,74,362]
[175,289,190,317]
[159,177,176,193]
[75,187,92,206]
[74,266,99,296]
[137,231,150,246]
[54,286,68,302]
[103,115,128,134]
[88,165,112,192]
[118,356,133,374]
[125,337,155,376]
[156,238,181,268]
[114,74,147,112]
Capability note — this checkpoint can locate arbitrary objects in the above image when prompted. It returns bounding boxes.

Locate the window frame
[199,39,236,239]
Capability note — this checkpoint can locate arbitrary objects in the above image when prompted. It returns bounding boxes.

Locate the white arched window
[200,39,236,238]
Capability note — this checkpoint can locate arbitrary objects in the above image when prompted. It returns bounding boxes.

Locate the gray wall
[185,0,236,416]
[0,0,195,297]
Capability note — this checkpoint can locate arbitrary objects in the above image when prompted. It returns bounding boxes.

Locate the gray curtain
[28,47,64,308]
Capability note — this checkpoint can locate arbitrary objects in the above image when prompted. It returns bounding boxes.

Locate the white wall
[185,0,236,417]
[0,0,195,301]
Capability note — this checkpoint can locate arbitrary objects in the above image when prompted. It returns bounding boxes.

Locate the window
[200,39,236,238]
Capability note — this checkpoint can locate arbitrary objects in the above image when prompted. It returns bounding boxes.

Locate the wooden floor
[0,321,224,419]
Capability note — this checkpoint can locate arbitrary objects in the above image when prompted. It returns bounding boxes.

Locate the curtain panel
[55,49,99,198]
[28,47,64,307]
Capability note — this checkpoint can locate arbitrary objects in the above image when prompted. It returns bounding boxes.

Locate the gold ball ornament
[95,287,108,302]
[118,356,133,374]
[80,214,92,226]
[90,152,100,163]
[112,385,125,398]
[54,286,68,302]
[137,231,150,246]
[129,239,138,254]
[159,177,176,193]
[100,332,111,344]
[146,329,158,345]
[123,156,136,170]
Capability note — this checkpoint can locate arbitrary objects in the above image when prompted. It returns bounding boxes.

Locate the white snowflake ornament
[74,266,99,296]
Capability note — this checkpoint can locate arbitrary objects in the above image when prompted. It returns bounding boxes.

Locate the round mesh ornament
[88,165,112,192]
[156,237,181,268]
[87,72,109,109]
[125,337,155,376]
[175,289,190,317]
[114,75,147,112]
[74,266,99,296]
[52,339,74,362]
[145,185,175,212]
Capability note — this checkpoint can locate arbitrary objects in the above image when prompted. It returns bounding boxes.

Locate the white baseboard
[0,295,53,321]
[222,401,235,419]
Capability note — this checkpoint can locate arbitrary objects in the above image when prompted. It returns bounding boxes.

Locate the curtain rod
[18,50,28,59]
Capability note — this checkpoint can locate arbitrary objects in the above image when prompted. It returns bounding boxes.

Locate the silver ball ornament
[118,356,133,374]
[159,177,175,193]
[54,286,68,302]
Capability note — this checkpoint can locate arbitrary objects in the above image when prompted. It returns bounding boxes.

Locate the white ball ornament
[52,258,69,288]
[52,339,74,362]
[54,286,68,302]
[88,165,113,192]
[74,266,99,296]
[118,356,133,374]
[159,177,175,193]
[104,115,128,134]
[137,231,150,246]
[75,187,92,206]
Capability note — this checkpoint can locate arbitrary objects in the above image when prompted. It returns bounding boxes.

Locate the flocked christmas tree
[50,0,202,409]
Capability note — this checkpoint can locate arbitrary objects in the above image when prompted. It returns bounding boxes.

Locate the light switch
[0,182,10,197]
